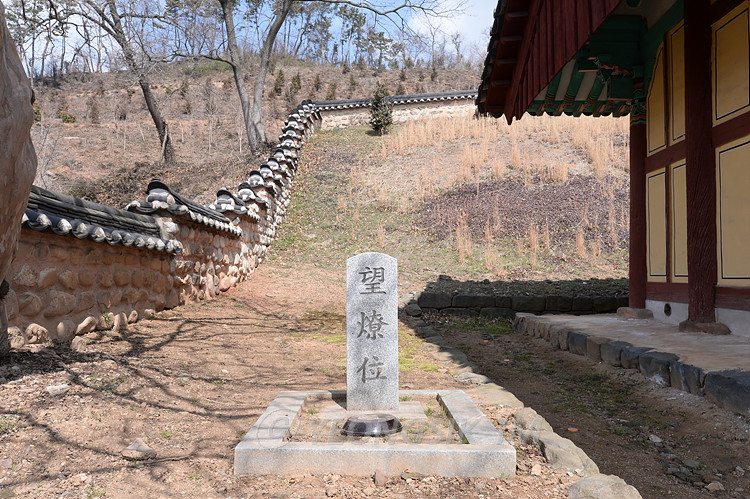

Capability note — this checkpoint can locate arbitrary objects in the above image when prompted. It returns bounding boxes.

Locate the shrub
[349,74,357,91]
[273,69,285,96]
[399,69,406,81]
[342,63,350,74]
[325,82,337,100]
[179,80,190,98]
[57,104,76,123]
[395,82,405,95]
[369,82,393,135]
[313,74,322,91]
[290,72,301,95]
[33,102,41,122]
[418,69,425,81]
[88,97,100,124]
[430,66,438,82]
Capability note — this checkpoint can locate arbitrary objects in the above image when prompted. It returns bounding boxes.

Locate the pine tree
[369,82,393,135]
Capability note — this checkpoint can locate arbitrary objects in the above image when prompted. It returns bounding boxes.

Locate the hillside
[30,59,479,207]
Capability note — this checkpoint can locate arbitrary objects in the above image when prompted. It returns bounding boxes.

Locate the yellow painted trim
[669,23,685,144]
[648,45,667,155]
[670,160,688,283]
[716,135,750,286]
[647,169,668,282]
[712,3,750,125]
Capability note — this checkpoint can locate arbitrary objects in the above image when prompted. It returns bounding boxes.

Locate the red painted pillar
[684,0,717,323]
[629,122,647,309]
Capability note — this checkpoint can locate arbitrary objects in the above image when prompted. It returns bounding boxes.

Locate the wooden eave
[477,0,623,122]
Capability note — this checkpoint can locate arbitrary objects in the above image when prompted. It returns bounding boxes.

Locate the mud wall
[316,91,477,130]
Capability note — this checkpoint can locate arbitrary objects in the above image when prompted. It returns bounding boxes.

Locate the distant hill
[30,59,479,207]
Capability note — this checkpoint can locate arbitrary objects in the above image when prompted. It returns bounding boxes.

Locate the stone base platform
[234,390,516,477]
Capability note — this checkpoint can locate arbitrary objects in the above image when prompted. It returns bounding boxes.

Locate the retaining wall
[413,292,629,319]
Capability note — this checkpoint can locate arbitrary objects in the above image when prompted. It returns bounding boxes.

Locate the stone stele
[346,252,398,411]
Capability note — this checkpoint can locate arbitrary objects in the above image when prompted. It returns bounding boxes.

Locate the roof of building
[126,180,242,236]
[477,0,633,121]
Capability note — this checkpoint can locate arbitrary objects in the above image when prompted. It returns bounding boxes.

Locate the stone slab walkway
[514,313,750,415]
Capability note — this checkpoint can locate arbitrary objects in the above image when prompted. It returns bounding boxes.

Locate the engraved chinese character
[359,266,386,294]
[357,310,388,339]
[357,356,386,382]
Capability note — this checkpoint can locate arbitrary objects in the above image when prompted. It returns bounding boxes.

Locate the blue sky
[407,0,497,59]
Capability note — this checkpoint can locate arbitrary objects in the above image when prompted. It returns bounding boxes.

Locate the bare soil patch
[0,263,575,498]
[423,313,750,499]
[418,175,629,253]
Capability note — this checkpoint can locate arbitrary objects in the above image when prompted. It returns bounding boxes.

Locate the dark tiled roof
[23,185,180,253]
[126,179,242,236]
[313,90,478,111]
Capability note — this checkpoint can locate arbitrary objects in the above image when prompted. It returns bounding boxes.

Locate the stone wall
[4,92,480,351]
[410,292,628,319]
[7,231,171,346]
[316,90,477,129]
[5,102,319,348]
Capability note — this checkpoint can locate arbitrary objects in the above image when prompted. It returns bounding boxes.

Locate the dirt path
[0,263,582,498]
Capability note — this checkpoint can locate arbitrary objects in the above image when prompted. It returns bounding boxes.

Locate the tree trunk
[138,77,175,164]
[105,0,175,164]
[252,0,293,144]
[220,0,292,153]
[219,0,261,152]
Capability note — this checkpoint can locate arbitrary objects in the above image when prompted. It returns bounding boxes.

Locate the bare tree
[185,0,452,154]
[48,0,177,164]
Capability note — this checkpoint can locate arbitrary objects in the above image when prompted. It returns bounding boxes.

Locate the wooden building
[478,0,750,336]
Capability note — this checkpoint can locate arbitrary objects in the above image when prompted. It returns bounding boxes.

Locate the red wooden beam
[684,0,718,323]
[630,121,647,309]
[504,0,544,121]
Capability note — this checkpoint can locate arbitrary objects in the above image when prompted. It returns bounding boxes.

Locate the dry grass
[377,221,386,248]
[528,224,539,268]
[511,144,521,169]
[336,194,347,212]
[593,234,603,259]
[370,112,629,215]
[353,110,629,274]
[491,159,507,180]
[543,221,551,252]
[575,227,587,260]
[455,214,473,262]
[542,160,569,184]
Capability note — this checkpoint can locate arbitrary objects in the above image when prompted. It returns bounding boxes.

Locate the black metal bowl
[341,414,403,437]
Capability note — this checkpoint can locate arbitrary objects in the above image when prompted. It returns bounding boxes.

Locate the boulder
[568,331,589,356]
[404,302,422,316]
[639,351,679,386]
[0,4,37,283]
[567,474,642,498]
[600,341,632,367]
[512,296,546,313]
[417,292,452,309]
[452,294,494,308]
